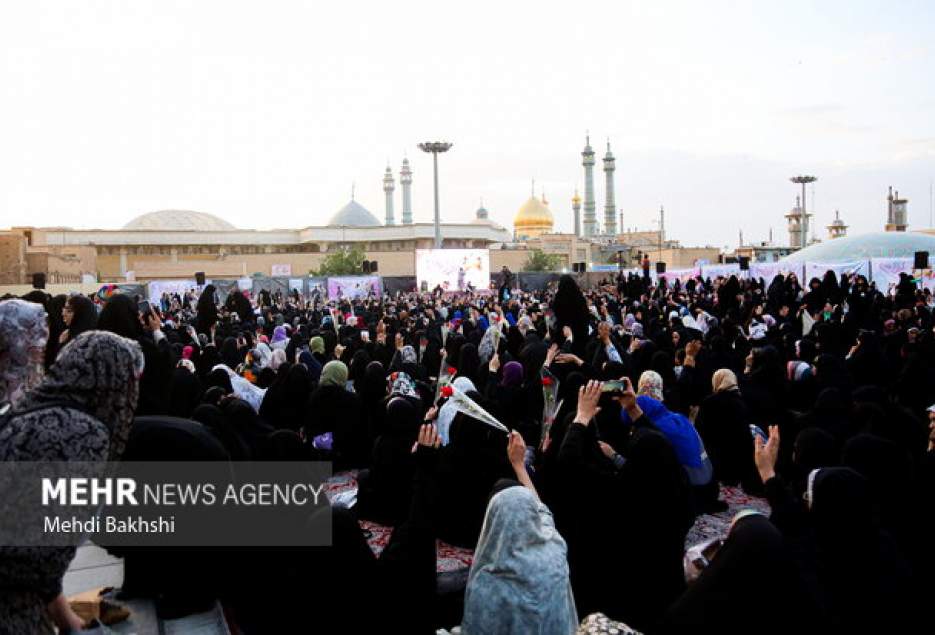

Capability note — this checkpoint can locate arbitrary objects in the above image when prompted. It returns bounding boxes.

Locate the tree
[312,245,366,276]
[523,249,563,272]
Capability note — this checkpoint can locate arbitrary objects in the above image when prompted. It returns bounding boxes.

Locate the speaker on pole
[914,251,929,269]
[32,272,46,289]
[738,256,750,271]
[195,271,206,286]
[655,262,666,274]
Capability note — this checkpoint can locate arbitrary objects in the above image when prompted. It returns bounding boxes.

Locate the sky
[1,0,934,249]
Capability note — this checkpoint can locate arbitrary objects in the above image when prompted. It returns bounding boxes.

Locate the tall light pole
[790,175,817,249]
[418,141,453,249]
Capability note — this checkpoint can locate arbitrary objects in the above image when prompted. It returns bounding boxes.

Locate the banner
[700,263,740,280]
[748,262,803,282]
[804,260,869,282]
[870,257,914,290]
[288,278,304,293]
[327,275,381,300]
[271,264,292,277]
[658,267,700,284]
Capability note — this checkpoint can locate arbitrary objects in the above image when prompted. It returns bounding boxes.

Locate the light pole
[790,175,817,249]
[418,141,453,249]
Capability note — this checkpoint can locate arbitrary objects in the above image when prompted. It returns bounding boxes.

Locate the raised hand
[575,380,603,425]
[411,423,441,453]
[507,430,527,467]
[489,352,501,372]
[754,425,780,483]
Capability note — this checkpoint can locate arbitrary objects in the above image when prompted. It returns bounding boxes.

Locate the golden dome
[514,194,554,239]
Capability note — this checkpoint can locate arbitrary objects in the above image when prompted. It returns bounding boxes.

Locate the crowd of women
[1,268,933,634]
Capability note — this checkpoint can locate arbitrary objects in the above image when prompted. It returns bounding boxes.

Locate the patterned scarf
[0,299,49,407]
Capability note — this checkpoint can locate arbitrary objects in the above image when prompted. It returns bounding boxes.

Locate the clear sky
[2,0,933,248]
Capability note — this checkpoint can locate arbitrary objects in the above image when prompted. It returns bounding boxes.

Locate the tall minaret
[400,157,413,224]
[383,165,396,225]
[571,188,582,237]
[603,140,617,235]
[582,134,598,236]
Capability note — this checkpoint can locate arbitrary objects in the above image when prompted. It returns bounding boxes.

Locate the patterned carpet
[325,471,771,575]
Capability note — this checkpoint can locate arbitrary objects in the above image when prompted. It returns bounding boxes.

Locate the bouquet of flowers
[540,367,562,441]
[440,384,509,433]
[440,323,449,346]
[435,359,458,403]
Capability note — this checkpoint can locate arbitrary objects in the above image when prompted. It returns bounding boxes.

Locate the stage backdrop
[327,275,381,299]
[416,249,490,293]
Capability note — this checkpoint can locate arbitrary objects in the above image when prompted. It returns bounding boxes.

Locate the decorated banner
[700,263,741,280]
[237,277,253,291]
[288,278,304,293]
[870,257,914,290]
[658,267,700,285]
[327,275,381,299]
[271,264,292,277]
[804,260,869,282]
[748,262,804,282]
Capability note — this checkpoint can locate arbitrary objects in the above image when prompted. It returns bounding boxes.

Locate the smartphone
[601,379,628,394]
[749,425,768,443]
[138,300,152,317]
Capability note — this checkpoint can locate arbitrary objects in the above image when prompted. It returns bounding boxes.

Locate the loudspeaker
[195,271,206,286]
[655,262,666,274]
[32,272,46,289]
[739,257,750,271]
[362,261,371,274]
[369,260,378,273]
[914,251,929,269]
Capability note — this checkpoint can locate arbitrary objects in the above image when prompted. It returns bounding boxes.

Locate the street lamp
[790,175,817,249]
[418,141,453,249]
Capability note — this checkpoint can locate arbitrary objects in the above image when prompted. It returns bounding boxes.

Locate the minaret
[383,165,395,225]
[582,134,598,236]
[571,188,582,237]
[827,209,848,239]
[603,140,617,235]
[400,157,413,224]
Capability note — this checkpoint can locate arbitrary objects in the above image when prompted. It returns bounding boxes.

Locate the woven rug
[326,472,771,574]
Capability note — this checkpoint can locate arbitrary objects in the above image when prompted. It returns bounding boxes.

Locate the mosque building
[513,184,555,241]
[0,159,512,285]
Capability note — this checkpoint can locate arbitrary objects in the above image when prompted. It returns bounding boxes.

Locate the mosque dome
[328,200,381,227]
[123,210,237,231]
[514,194,554,239]
[780,231,935,263]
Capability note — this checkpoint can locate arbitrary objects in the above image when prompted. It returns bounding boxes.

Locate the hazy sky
[2,0,934,249]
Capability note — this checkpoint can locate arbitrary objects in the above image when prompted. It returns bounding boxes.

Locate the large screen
[416,249,490,293]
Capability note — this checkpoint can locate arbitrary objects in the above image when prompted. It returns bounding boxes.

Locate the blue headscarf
[622,395,706,469]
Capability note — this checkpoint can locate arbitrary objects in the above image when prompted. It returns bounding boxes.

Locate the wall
[0,233,27,284]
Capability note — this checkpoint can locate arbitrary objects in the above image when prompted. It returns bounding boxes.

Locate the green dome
[781,232,935,263]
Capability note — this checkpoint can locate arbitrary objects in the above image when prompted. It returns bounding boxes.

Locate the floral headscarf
[389,371,418,399]
[24,331,144,460]
[0,299,49,407]
[637,370,664,401]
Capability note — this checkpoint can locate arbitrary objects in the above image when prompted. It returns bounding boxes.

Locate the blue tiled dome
[781,232,935,263]
[328,200,381,227]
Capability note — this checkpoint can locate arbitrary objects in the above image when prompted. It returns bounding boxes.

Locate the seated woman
[0,331,144,633]
[458,431,578,635]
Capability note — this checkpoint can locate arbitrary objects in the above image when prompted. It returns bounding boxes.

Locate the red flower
[541,377,554,387]
[441,386,454,398]
[447,366,457,376]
